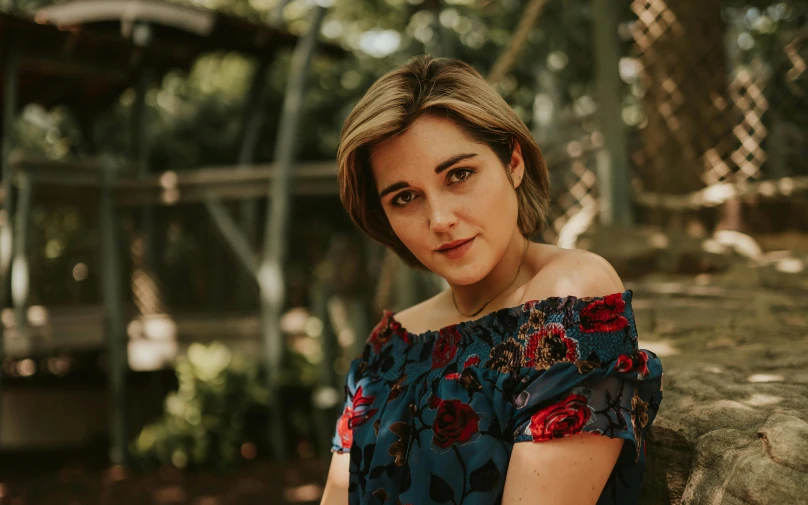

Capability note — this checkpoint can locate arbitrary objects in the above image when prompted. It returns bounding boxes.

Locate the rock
[579,226,747,279]
[681,422,808,504]
[757,414,808,473]
[640,363,808,505]
[576,232,808,504]
[758,256,808,291]
[576,225,663,278]
[642,427,693,505]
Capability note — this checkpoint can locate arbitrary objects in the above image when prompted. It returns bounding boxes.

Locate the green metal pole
[260,3,329,462]
[593,0,633,228]
[11,171,30,335]
[130,25,156,297]
[99,158,128,466]
[309,276,334,463]
[231,0,290,309]
[0,31,18,449]
[234,56,271,307]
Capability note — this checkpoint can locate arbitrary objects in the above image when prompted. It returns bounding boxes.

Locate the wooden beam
[17,54,130,82]
[487,0,547,86]
[115,162,336,186]
[12,158,341,204]
[114,179,339,206]
[12,157,335,185]
[35,0,216,36]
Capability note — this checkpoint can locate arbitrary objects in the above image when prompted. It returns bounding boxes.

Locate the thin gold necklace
[451,237,530,318]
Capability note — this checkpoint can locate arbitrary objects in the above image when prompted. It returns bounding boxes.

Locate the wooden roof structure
[0,12,180,118]
[33,0,346,59]
[0,1,346,463]
[0,1,345,118]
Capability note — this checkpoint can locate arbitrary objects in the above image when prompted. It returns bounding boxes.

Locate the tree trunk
[631,0,736,230]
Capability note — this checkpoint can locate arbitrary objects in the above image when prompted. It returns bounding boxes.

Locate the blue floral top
[331,290,663,505]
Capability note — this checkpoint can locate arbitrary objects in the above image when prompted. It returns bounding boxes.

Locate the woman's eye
[449,168,473,183]
[390,169,472,207]
[392,191,415,207]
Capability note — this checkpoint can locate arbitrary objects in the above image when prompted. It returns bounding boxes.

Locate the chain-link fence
[540,1,807,243]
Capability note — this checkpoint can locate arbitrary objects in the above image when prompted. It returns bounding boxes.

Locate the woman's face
[370,114,525,285]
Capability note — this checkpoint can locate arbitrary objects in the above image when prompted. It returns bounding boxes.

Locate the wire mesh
[542,1,808,240]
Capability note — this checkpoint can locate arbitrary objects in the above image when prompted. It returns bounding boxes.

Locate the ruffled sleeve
[330,309,403,454]
[502,291,663,466]
[330,356,362,453]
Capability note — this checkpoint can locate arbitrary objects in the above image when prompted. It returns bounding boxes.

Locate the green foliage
[131,342,268,470]
[9,0,804,307]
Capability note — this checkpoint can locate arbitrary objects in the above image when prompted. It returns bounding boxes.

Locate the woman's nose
[428,200,459,233]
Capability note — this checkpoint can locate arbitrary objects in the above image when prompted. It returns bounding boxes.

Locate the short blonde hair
[337,55,550,270]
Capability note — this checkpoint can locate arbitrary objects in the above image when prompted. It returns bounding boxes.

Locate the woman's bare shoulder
[391,245,623,334]
[524,245,625,299]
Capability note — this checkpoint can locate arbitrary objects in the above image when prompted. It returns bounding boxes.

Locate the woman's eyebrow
[377,152,478,198]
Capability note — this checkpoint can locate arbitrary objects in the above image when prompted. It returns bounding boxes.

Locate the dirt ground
[1,449,329,505]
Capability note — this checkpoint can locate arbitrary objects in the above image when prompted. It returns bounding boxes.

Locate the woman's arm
[319,452,350,505]
[502,431,623,504]
[502,249,627,504]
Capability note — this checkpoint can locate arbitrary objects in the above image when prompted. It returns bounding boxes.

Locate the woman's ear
[510,138,525,189]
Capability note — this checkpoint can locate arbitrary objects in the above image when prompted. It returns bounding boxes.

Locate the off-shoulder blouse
[331,290,664,505]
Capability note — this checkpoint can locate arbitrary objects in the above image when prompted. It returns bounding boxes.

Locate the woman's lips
[438,237,475,259]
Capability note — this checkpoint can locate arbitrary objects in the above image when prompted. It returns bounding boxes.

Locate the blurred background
[0,0,806,504]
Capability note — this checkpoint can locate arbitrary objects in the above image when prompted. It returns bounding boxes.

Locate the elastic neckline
[386,289,633,343]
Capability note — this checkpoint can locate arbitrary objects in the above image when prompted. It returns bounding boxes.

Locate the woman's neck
[446,234,536,317]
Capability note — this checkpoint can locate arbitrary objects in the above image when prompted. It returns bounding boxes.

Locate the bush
[131,342,268,470]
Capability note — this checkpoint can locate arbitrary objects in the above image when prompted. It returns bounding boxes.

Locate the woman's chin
[434,263,488,286]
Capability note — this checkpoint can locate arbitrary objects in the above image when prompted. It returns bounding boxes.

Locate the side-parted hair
[337,54,550,270]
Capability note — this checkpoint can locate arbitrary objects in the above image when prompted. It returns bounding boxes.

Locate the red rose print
[432,399,480,449]
[463,355,481,369]
[524,323,579,370]
[637,351,650,378]
[428,395,442,409]
[431,326,462,369]
[578,293,629,334]
[616,354,633,373]
[615,351,650,378]
[528,392,593,441]
[444,373,460,380]
[350,385,379,427]
[337,406,353,447]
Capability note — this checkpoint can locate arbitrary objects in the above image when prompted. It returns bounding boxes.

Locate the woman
[320,55,663,505]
